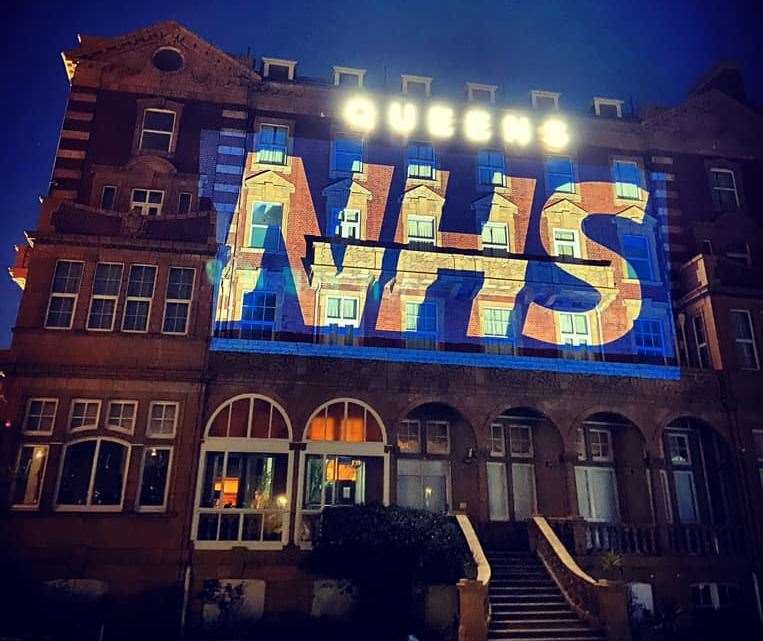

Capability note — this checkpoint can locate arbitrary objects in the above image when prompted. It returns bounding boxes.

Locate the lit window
[130,189,164,216]
[477,150,505,186]
[667,433,691,466]
[140,109,175,153]
[709,169,739,211]
[407,214,436,246]
[553,229,579,258]
[241,291,278,339]
[23,399,58,434]
[622,235,653,280]
[407,142,435,179]
[546,156,575,194]
[45,260,83,329]
[122,265,157,332]
[560,313,590,347]
[397,458,448,513]
[589,429,612,462]
[483,308,513,339]
[198,450,290,542]
[730,310,759,370]
[56,439,129,509]
[634,319,664,358]
[256,124,288,165]
[330,208,361,239]
[178,192,192,215]
[398,420,421,453]
[326,296,358,325]
[87,263,123,331]
[490,424,505,456]
[333,136,363,173]
[68,400,101,432]
[137,447,172,511]
[106,401,137,434]
[692,314,710,369]
[163,267,195,335]
[250,201,284,251]
[613,160,641,200]
[12,445,48,508]
[426,421,450,454]
[481,222,508,252]
[405,301,438,349]
[100,185,117,210]
[147,402,178,438]
[509,425,533,457]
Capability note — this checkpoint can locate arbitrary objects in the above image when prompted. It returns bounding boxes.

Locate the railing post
[646,456,671,555]
[457,580,488,641]
[570,517,589,555]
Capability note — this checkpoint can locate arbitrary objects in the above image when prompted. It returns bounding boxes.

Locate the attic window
[152,48,184,73]
[531,90,560,111]
[594,97,624,118]
[262,57,296,81]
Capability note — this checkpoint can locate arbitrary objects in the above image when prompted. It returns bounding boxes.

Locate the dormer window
[467,83,497,104]
[594,97,624,118]
[531,90,560,111]
[262,57,296,81]
[402,75,432,97]
[140,109,175,153]
[333,66,366,88]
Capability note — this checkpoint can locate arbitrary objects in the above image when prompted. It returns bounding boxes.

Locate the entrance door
[511,462,537,521]
[487,461,510,521]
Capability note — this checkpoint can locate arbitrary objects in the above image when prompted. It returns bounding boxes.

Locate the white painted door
[511,462,536,521]
[487,461,510,521]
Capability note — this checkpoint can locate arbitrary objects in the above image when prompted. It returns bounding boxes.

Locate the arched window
[194,395,292,549]
[305,398,383,443]
[297,399,388,548]
[55,438,130,511]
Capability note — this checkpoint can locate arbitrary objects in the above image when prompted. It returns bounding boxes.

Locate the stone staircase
[486,549,606,641]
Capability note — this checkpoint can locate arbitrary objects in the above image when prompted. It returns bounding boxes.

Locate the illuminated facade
[1,21,763,637]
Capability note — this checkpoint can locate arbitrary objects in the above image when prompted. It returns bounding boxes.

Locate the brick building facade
[1,21,763,638]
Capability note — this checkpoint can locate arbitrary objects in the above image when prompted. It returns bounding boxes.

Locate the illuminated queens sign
[341,94,571,150]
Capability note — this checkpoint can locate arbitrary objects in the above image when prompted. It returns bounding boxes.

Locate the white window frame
[397,419,421,454]
[593,97,624,118]
[67,399,101,433]
[11,444,50,510]
[54,437,131,512]
[509,424,533,458]
[692,314,710,369]
[122,264,157,333]
[139,108,176,153]
[482,307,514,339]
[489,423,506,457]
[559,312,591,347]
[147,401,179,439]
[100,185,118,210]
[426,420,450,455]
[709,168,739,209]
[332,66,366,88]
[575,466,620,523]
[162,267,196,336]
[407,214,436,245]
[44,260,84,330]
[87,262,123,332]
[481,222,509,252]
[22,398,58,435]
[659,469,673,524]
[588,428,613,463]
[466,82,497,104]
[730,309,759,371]
[130,188,165,217]
[329,207,362,239]
[178,191,193,215]
[553,228,580,258]
[105,400,138,435]
[136,445,174,512]
[324,295,360,328]
[613,159,642,200]
[262,57,296,80]
[531,90,560,110]
[401,74,432,96]
[250,200,285,250]
[667,432,692,466]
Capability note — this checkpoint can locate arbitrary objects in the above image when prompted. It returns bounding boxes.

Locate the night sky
[1,0,761,347]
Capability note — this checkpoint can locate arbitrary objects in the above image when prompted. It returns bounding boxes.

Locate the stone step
[491,608,578,617]
[490,616,583,625]
[488,626,602,638]
[488,635,606,641]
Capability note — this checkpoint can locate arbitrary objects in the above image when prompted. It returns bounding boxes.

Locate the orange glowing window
[306,400,383,443]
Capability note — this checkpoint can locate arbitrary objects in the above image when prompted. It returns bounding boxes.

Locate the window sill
[54,505,124,513]
[251,160,292,175]
[192,540,287,551]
